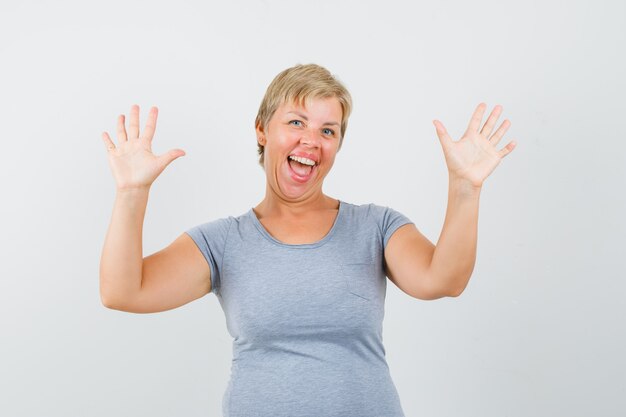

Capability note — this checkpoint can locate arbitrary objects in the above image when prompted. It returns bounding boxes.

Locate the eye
[289,120,303,127]
[322,128,335,136]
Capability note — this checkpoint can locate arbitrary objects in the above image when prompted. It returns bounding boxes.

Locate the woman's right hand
[101,104,186,191]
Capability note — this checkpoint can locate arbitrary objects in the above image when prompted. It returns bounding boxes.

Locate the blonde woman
[100,63,516,417]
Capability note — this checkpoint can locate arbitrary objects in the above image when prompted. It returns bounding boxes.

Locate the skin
[252,97,344,230]
[101,105,185,191]
[99,99,517,314]
[384,103,517,299]
[251,98,518,299]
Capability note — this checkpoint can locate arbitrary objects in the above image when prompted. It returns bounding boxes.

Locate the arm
[99,104,189,310]
[383,179,479,300]
[385,102,517,300]
[428,178,480,297]
[99,187,148,308]
[99,184,212,312]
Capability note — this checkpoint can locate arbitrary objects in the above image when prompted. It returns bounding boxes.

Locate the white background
[1,0,624,416]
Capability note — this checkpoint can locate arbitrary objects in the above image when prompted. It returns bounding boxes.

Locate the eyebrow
[286,111,340,127]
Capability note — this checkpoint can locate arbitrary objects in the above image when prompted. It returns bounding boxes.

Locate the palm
[433,103,517,188]
[101,105,185,190]
[108,139,163,190]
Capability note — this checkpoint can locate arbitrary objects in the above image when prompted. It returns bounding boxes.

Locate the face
[256,96,343,202]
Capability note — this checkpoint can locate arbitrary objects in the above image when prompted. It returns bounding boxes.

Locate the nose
[300,128,321,148]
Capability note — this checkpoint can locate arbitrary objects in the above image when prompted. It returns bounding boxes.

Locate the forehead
[276,96,342,120]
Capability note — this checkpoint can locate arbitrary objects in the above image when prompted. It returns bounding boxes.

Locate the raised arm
[384,103,517,300]
[99,104,192,311]
[99,187,149,308]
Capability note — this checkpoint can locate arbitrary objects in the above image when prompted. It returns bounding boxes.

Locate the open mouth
[287,156,316,182]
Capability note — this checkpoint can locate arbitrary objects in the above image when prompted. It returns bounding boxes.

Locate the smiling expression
[256,96,343,201]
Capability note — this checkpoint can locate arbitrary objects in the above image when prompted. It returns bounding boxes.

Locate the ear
[255,123,266,146]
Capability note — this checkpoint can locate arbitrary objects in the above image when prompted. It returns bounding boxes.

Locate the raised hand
[101,105,186,191]
[433,103,517,188]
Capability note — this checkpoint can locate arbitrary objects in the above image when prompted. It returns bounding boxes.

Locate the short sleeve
[185,216,233,295]
[369,204,415,249]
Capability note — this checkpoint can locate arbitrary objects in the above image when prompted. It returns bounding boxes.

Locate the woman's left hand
[433,103,517,189]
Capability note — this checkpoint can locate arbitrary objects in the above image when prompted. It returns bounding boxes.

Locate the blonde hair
[254,63,353,167]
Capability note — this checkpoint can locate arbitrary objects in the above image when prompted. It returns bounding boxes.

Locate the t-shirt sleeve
[370,204,415,249]
[185,216,233,295]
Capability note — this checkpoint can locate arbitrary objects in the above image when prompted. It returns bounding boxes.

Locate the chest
[220,243,386,343]
[258,211,338,245]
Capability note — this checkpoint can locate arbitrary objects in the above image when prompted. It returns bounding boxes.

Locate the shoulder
[342,201,408,224]
[185,208,252,243]
[342,200,413,247]
[186,215,234,237]
[340,200,379,219]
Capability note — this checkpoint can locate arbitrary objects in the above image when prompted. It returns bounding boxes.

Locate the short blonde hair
[255,63,353,167]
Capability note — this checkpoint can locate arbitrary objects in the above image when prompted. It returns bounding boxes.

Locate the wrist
[116,186,151,197]
[448,176,482,197]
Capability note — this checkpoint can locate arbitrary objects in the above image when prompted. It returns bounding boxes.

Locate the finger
[433,119,454,148]
[480,104,503,138]
[498,140,517,158]
[116,114,128,142]
[157,149,186,169]
[128,104,140,139]
[465,102,487,136]
[102,132,116,151]
[489,119,511,146]
[141,106,158,141]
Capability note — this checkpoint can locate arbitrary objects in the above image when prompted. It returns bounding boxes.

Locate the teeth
[289,155,316,166]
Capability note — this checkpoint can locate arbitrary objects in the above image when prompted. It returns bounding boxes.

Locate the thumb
[433,120,453,149]
[158,149,186,169]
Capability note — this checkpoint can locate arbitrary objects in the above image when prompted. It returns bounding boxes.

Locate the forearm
[99,187,150,307]
[429,177,481,296]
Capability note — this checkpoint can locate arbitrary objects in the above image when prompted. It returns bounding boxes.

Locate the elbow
[101,295,131,311]
[100,273,113,309]
[99,282,124,310]
[430,273,469,298]
[100,288,130,311]
[100,292,118,310]
[99,280,115,309]
[99,274,132,311]
[410,280,459,301]
[447,286,465,298]
[446,276,471,298]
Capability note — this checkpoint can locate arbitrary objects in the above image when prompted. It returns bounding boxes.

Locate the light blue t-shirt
[185,200,414,417]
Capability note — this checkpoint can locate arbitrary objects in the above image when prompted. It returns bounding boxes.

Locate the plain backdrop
[1,0,624,416]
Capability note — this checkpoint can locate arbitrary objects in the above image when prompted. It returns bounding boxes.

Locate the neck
[254,184,338,219]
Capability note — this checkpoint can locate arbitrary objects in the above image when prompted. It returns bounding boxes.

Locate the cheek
[323,142,339,159]
[266,136,292,165]
[272,130,297,147]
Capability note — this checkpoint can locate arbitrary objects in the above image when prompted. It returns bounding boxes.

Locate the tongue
[289,159,313,177]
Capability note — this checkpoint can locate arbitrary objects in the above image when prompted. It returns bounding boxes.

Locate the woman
[100,63,516,416]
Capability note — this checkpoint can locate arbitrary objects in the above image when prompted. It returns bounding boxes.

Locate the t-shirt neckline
[249,200,344,249]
